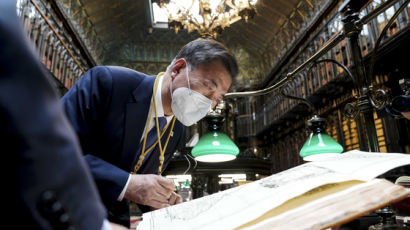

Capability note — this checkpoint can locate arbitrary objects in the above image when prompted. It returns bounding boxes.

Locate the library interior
[3,0,410,229]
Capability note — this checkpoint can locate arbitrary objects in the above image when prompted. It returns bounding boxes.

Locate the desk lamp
[192,111,239,162]
[299,114,343,161]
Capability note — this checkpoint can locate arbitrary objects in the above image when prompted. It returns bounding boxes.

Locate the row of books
[263,94,348,171]
[17,0,88,89]
[235,0,410,139]
[263,0,332,74]
[236,98,388,169]
[260,95,389,173]
[373,111,388,152]
[269,127,306,173]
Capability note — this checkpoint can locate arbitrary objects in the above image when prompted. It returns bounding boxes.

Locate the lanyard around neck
[132,73,176,174]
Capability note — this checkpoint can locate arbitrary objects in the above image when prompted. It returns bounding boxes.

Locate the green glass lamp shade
[299,115,343,161]
[192,131,239,162]
[300,132,344,161]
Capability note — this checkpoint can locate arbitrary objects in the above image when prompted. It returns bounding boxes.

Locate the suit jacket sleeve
[0,2,106,229]
[62,66,130,204]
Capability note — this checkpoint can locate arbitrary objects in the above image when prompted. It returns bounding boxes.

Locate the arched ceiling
[56,0,329,91]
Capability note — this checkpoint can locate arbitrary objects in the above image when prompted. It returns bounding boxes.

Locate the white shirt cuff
[117,174,131,201]
[101,219,112,230]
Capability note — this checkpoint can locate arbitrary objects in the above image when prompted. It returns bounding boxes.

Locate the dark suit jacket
[61,66,185,206]
[0,1,106,229]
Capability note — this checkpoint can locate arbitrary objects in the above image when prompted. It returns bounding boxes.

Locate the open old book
[137,150,410,230]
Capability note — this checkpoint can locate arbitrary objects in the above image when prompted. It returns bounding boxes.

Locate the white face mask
[170,60,212,126]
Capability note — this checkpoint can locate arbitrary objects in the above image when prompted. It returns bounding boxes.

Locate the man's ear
[170,58,187,80]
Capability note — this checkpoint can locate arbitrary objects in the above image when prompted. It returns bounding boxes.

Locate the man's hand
[124,174,175,209]
[402,111,410,120]
[168,191,182,205]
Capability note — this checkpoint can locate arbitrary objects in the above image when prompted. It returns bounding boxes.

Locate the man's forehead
[192,61,232,89]
[202,62,231,79]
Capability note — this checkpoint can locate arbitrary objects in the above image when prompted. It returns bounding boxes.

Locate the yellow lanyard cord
[132,73,176,174]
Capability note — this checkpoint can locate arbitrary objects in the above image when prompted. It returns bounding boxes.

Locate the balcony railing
[16,0,91,90]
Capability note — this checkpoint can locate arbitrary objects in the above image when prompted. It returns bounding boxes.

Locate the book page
[237,180,365,229]
[311,150,410,181]
[240,179,410,230]
[137,150,410,230]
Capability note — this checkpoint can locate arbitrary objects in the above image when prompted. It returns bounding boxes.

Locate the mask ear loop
[182,58,192,95]
[169,74,173,99]
[169,58,192,98]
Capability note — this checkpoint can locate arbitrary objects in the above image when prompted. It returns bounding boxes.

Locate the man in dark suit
[0,1,126,229]
[62,38,238,226]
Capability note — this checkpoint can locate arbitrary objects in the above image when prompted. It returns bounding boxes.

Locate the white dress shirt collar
[154,73,173,121]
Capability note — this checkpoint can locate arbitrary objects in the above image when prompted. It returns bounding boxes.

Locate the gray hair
[169,38,239,79]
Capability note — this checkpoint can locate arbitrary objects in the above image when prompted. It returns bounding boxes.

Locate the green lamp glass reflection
[192,112,239,162]
[300,115,343,161]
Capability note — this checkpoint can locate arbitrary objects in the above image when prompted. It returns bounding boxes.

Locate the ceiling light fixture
[152,0,257,38]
